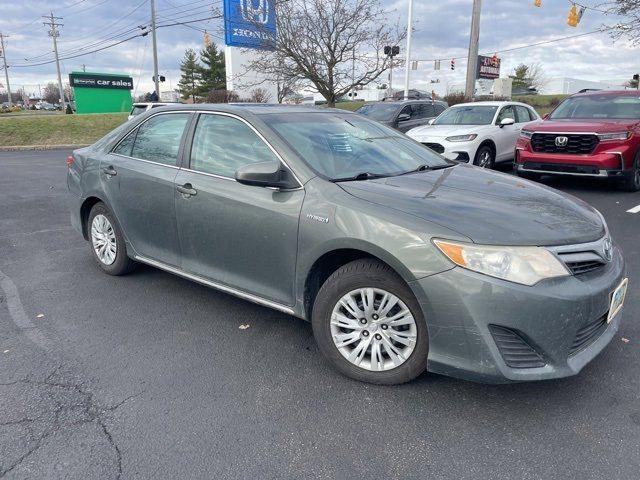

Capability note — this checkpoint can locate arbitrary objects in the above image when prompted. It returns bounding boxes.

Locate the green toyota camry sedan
[67,104,628,384]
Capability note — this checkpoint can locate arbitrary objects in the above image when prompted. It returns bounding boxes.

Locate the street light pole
[150,0,160,97]
[465,0,482,99]
[403,0,414,100]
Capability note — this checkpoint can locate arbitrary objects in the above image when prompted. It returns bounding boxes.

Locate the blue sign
[224,0,276,50]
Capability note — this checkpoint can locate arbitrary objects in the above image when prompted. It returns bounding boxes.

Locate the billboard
[69,73,133,90]
[224,0,276,50]
[476,55,501,80]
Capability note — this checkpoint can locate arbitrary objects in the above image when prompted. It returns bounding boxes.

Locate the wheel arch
[79,195,109,240]
[301,242,413,321]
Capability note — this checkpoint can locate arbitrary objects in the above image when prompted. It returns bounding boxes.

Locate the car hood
[407,124,490,139]
[528,118,640,133]
[338,164,604,246]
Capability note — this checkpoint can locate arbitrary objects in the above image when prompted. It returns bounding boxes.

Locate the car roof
[570,89,639,98]
[450,101,533,107]
[148,103,355,115]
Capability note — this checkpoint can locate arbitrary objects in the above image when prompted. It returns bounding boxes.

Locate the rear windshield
[550,95,640,120]
[130,105,147,116]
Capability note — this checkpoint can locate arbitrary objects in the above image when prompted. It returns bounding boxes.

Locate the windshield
[434,105,498,125]
[550,94,640,120]
[355,103,399,121]
[268,113,451,181]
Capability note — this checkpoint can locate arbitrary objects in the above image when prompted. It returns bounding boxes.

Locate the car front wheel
[474,145,495,169]
[620,155,640,192]
[312,259,429,385]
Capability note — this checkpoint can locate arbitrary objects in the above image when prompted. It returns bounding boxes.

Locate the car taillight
[66,155,74,167]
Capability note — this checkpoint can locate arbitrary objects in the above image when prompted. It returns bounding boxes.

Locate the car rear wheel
[312,259,429,385]
[87,202,136,275]
[620,155,640,192]
[474,145,495,169]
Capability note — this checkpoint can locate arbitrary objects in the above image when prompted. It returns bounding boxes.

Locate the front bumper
[515,142,633,178]
[409,245,626,383]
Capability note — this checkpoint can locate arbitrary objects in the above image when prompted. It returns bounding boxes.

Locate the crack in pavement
[0,366,144,479]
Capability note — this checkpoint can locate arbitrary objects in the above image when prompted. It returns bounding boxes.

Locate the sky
[0,0,638,97]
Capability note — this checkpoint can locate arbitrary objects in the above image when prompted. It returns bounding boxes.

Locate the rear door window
[129,113,190,166]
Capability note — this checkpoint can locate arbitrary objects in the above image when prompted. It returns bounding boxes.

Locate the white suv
[406,101,540,168]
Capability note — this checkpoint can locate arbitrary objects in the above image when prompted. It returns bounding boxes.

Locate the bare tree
[42,82,60,104]
[249,88,272,103]
[242,0,403,107]
[510,63,546,91]
[602,1,640,44]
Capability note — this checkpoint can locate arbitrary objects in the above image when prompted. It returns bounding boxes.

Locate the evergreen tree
[198,42,226,96]
[177,49,202,102]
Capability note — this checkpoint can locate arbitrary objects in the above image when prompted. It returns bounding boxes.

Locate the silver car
[67,104,627,384]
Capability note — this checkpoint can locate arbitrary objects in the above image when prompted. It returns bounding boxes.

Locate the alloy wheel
[477,150,492,168]
[91,214,117,266]
[330,288,417,371]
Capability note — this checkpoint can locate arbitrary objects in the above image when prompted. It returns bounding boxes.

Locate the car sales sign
[477,55,501,80]
[69,73,133,90]
[224,0,276,50]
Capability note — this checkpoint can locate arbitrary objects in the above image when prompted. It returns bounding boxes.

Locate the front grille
[423,142,444,154]
[569,314,608,355]
[489,325,546,369]
[564,260,604,275]
[531,133,599,154]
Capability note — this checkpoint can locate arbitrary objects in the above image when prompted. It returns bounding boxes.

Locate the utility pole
[43,13,66,111]
[150,0,160,96]
[0,33,12,107]
[465,0,482,99]
[403,0,414,100]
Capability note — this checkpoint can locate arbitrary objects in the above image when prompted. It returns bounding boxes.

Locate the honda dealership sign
[224,0,276,50]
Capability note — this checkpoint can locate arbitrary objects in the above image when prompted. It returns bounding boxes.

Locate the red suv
[515,90,640,192]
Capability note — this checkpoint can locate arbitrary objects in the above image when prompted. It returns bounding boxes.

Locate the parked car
[67,104,626,385]
[406,101,540,167]
[515,90,640,192]
[356,99,448,132]
[35,102,56,111]
[128,102,177,120]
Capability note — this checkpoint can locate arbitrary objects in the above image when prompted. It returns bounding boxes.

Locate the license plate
[607,278,628,324]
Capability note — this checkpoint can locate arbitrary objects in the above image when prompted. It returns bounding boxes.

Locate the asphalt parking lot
[1,149,639,479]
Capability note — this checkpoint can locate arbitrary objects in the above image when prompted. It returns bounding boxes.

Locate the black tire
[312,259,429,385]
[619,154,640,192]
[474,144,495,169]
[87,202,136,276]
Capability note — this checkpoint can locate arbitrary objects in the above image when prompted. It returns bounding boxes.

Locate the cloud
[0,0,636,96]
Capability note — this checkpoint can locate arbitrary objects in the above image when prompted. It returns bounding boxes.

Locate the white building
[538,77,624,95]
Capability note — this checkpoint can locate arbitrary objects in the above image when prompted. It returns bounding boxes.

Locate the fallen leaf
[621,337,630,343]
[36,313,45,319]
[239,324,250,330]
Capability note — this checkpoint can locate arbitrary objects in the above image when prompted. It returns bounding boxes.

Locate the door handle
[102,166,117,177]
[176,183,197,197]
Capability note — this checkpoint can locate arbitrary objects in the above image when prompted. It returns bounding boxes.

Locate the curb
[0,144,90,152]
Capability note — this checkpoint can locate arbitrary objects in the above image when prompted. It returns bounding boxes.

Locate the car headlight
[597,132,630,141]
[433,239,569,286]
[445,134,477,142]
[520,130,534,139]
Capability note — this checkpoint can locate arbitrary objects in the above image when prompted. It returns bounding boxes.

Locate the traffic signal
[451,59,455,70]
[384,46,400,57]
[567,4,584,27]
[534,0,541,7]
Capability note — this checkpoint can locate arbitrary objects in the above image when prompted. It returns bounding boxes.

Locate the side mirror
[499,118,515,128]
[235,160,298,190]
[397,113,411,122]
[428,118,436,125]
